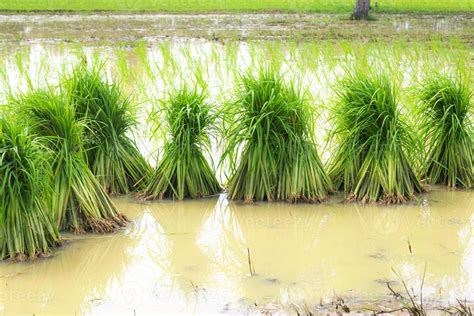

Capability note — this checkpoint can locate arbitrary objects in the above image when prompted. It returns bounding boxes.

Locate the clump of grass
[138,85,221,200]
[223,68,332,203]
[0,118,61,261]
[328,71,423,204]
[418,73,473,188]
[65,65,151,194]
[445,299,473,315]
[382,266,427,315]
[17,89,128,234]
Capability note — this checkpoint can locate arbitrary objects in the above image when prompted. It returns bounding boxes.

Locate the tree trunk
[352,0,370,20]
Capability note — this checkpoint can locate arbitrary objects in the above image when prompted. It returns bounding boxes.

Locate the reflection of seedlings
[408,239,413,254]
[247,248,256,276]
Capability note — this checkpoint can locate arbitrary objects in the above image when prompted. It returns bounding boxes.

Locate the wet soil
[0,13,472,45]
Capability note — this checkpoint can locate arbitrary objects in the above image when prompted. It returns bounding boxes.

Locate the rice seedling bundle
[18,90,128,234]
[224,69,332,203]
[418,73,473,188]
[0,118,61,260]
[139,86,221,200]
[66,66,151,194]
[328,71,423,204]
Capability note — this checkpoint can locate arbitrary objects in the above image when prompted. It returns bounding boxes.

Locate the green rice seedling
[223,68,332,203]
[0,118,61,261]
[139,85,221,200]
[65,65,151,194]
[17,89,128,234]
[328,70,423,204]
[417,73,473,188]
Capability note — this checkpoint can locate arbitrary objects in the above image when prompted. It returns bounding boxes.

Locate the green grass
[418,73,473,188]
[223,68,332,203]
[0,0,471,13]
[328,70,423,204]
[66,64,151,195]
[139,85,221,200]
[16,89,129,234]
[0,118,61,261]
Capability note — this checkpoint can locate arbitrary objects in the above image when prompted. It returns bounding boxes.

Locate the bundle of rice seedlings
[418,73,473,188]
[17,89,128,234]
[139,86,221,200]
[328,71,423,204]
[0,118,61,260]
[223,69,332,203]
[65,65,151,194]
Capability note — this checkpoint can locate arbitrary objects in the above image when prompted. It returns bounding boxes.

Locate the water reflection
[0,199,141,315]
[0,189,472,314]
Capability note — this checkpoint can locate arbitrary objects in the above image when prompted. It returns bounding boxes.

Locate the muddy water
[0,187,472,315]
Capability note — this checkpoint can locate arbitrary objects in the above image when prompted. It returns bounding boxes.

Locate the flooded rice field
[0,188,472,315]
[0,37,471,171]
[0,12,473,316]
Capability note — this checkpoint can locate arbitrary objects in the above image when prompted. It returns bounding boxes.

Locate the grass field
[0,0,472,13]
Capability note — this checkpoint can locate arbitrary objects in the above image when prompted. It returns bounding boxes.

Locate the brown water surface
[0,187,472,315]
